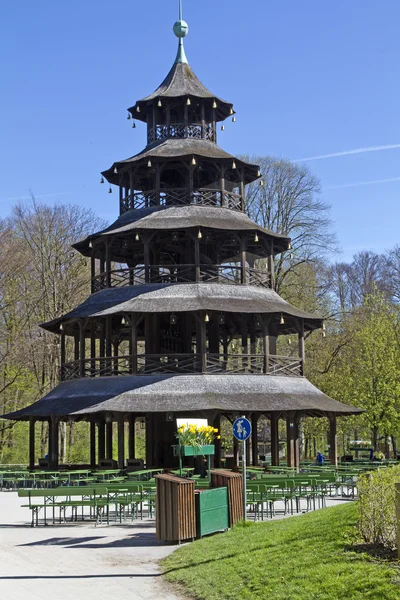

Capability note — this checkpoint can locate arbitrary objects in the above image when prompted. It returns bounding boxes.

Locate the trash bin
[195,487,229,538]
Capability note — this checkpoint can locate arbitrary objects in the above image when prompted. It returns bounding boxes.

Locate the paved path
[0,492,183,600]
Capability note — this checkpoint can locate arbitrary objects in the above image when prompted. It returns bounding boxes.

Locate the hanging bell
[232,116,236,123]
[288,242,292,250]
[198,229,202,239]
[221,125,225,131]
[187,98,191,106]
[135,233,140,241]
[108,187,112,194]
[158,99,162,107]
[127,113,131,120]
[132,121,136,128]
[232,160,236,169]
[254,232,259,243]
[89,240,93,249]
[147,160,152,168]
[191,157,196,166]
[114,167,118,174]
[212,100,217,109]
[205,313,210,323]
[257,170,261,177]
[136,105,140,113]
[260,180,264,187]
[280,314,285,325]
[100,177,104,184]
[230,107,234,115]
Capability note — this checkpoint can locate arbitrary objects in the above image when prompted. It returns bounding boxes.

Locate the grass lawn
[162,503,400,600]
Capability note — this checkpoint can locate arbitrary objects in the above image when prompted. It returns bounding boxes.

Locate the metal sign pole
[242,436,247,521]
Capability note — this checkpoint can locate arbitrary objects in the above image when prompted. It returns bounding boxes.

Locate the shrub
[357,464,400,550]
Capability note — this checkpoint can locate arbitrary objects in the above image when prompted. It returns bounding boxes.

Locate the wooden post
[233,435,239,470]
[220,165,226,207]
[329,415,338,466]
[98,419,105,464]
[213,413,221,468]
[90,255,96,293]
[251,414,258,466]
[60,331,66,381]
[128,415,135,460]
[29,418,35,470]
[200,314,207,373]
[50,416,59,469]
[144,235,150,283]
[240,168,245,211]
[201,100,205,139]
[106,419,113,460]
[90,421,96,469]
[286,416,295,469]
[294,417,300,472]
[240,236,247,284]
[299,319,305,376]
[270,414,279,466]
[263,319,270,374]
[268,240,275,289]
[130,314,137,375]
[90,321,96,377]
[195,237,200,282]
[105,316,112,375]
[105,237,111,288]
[79,321,85,378]
[118,418,125,469]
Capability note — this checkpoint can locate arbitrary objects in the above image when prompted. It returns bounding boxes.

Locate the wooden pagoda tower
[3,6,362,470]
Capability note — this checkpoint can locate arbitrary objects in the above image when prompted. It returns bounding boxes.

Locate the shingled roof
[2,374,363,421]
[40,283,323,334]
[128,62,233,123]
[102,139,260,185]
[73,205,291,256]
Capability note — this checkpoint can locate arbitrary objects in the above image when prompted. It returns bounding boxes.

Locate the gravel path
[0,492,183,600]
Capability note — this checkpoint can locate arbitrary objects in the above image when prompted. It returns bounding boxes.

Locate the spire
[173,0,189,64]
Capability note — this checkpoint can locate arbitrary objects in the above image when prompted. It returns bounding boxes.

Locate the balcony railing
[60,354,303,381]
[92,265,270,292]
[120,188,243,214]
[147,123,215,144]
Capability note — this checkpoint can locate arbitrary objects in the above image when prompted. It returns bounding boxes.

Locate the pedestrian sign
[233,417,251,441]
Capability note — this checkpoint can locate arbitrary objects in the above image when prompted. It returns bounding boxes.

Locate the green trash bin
[195,487,229,538]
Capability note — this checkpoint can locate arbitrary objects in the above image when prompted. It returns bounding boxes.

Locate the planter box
[173,444,215,457]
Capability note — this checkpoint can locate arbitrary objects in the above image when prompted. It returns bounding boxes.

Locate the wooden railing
[92,265,270,292]
[120,188,243,214]
[60,354,303,381]
[147,122,215,144]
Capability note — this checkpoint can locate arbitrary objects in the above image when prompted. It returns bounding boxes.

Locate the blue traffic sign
[233,417,252,441]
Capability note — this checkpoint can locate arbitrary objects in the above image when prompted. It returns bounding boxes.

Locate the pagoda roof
[102,139,260,185]
[128,61,234,123]
[1,374,363,421]
[73,205,290,256]
[41,283,323,334]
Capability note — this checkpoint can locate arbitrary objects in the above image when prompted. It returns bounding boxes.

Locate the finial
[173,0,189,64]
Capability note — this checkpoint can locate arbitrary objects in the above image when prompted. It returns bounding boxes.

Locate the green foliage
[358,465,400,551]
[163,503,400,599]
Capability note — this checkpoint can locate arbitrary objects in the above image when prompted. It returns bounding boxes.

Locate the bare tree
[242,155,338,295]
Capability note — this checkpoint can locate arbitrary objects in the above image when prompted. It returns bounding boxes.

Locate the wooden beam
[117,418,125,470]
[240,236,247,284]
[106,420,113,460]
[128,415,135,460]
[90,421,96,469]
[29,418,35,470]
[251,413,258,466]
[270,413,279,466]
[329,415,338,466]
[268,240,275,289]
[79,321,85,378]
[263,319,270,374]
[98,419,105,463]
[298,319,305,376]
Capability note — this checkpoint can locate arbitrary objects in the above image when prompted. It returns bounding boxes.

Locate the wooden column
[240,236,247,284]
[90,421,96,469]
[60,331,66,381]
[251,413,259,466]
[106,420,113,460]
[146,416,153,467]
[144,235,150,283]
[49,416,59,469]
[105,237,111,288]
[286,416,295,469]
[270,414,279,466]
[200,314,207,373]
[213,413,221,468]
[117,418,125,469]
[220,165,226,207]
[130,314,137,375]
[98,419,105,464]
[329,415,338,466]
[298,319,305,376]
[29,418,35,470]
[194,237,200,282]
[294,417,300,472]
[90,321,96,376]
[79,321,85,378]
[90,255,96,293]
[263,319,270,374]
[105,316,112,374]
[240,168,245,211]
[201,100,205,139]
[268,240,275,289]
[128,415,135,460]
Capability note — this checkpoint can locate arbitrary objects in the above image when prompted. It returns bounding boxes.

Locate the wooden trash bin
[155,474,196,543]
[211,470,243,526]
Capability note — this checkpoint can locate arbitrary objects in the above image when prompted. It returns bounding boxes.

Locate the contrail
[293,143,400,162]
[0,192,69,202]
[324,176,400,190]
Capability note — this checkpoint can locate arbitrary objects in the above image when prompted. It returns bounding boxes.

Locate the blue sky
[1,0,399,261]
